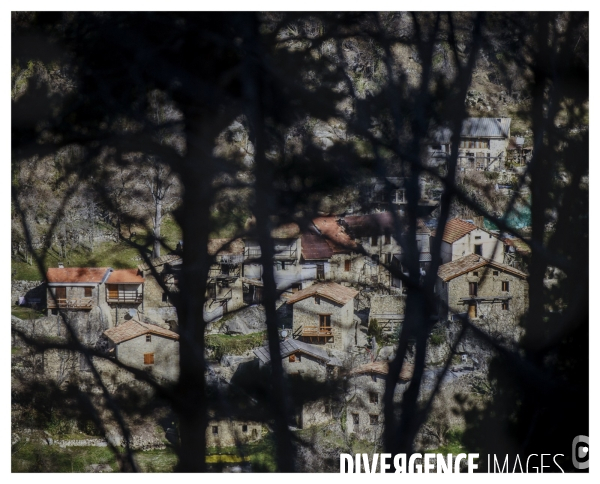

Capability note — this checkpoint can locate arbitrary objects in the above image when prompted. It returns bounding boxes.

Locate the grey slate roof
[253,339,337,365]
[433,117,511,143]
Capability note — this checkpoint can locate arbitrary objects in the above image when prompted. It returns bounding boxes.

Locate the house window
[474,244,482,256]
[352,413,359,425]
[371,374,377,382]
[385,253,392,264]
[291,283,301,293]
[319,314,331,328]
[315,296,320,305]
[212,426,218,435]
[475,236,481,240]
[502,281,509,292]
[469,282,478,296]
[502,301,509,311]
[84,287,92,297]
[162,292,169,303]
[143,353,154,365]
[369,392,379,404]
[473,272,479,276]
[146,335,152,342]
[242,424,248,433]
[384,233,391,245]
[371,235,378,246]
[493,271,499,276]
[345,260,352,272]
[370,414,379,425]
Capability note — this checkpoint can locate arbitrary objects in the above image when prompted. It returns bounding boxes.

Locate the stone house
[206,420,262,447]
[434,218,505,265]
[103,318,180,382]
[243,222,303,296]
[430,117,511,171]
[287,282,358,352]
[368,295,406,334]
[345,361,413,441]
[205,238,245,321]
[137,254,182,325]
[253,339,342,428]
[46,266,112,315]
[436,254,529,328]
[355,177,438,216]
[105,269,145,326]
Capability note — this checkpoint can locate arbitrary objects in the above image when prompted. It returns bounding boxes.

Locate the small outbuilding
[104,318,180,381]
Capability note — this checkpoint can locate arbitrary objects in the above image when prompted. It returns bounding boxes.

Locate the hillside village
[11,117,541,469]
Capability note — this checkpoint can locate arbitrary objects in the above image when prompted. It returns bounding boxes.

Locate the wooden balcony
[244,247,298,261]
[301,325,333,342]
[106,294,143,304]
[47,298,94,310]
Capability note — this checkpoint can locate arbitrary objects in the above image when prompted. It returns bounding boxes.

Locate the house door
[468,303,477,319]
[55,287,66,301]
[316,263,325,280]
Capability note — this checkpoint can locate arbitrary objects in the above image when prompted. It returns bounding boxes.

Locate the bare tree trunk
[153,199,162,258]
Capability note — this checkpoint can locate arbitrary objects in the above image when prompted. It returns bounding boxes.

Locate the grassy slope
[11,216,183,281]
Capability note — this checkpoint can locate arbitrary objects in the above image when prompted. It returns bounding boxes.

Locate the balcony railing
[47,297,94,309]
[107,294,143,304]
[244,247,298,260]
[301,325,333,338]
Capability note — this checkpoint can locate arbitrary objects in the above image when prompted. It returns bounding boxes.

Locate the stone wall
[281,351,328,381]
[345,372,407,441]
[443,266,528,338]
[206,420,262,448]
[12,280,45,306]
[291,297,354,352]
[115,333,179,382]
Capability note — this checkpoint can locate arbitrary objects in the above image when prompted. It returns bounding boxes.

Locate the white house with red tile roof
[435,218,506,264]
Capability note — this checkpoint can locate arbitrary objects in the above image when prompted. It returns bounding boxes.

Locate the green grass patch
[11,216,183,281]
[11,307,45,320]
[426,429,467,455]
[205,332,266,360]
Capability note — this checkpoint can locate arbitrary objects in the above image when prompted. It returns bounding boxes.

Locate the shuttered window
[502,281,509,292]
[345,260,351,272]
[143,353,154,365]
[84,287,93,297]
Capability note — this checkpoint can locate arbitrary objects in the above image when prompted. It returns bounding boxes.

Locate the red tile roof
[106,269,145,284]
[437,254,528,282]
[343,212,396,237]
[301,228,333,260]
[46,267,109,284]
[104,319,179,344]
[439,219,477,244]
[286,282,358,306]
[312,216,357,253]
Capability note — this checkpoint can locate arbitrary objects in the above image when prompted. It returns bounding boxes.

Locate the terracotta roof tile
[286,282,358,305]
[439,219,477,244]
[437,254,527,282]
[46,267,110,284]
[343,212,396,238]
[104,319,179,344]
[312,216,357,253]
[301,228,333,260]
[106,269,145,284]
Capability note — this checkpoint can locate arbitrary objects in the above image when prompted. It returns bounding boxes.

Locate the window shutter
[144,353,154,365]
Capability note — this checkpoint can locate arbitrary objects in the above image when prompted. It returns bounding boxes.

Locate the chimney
[58,262,64,269]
